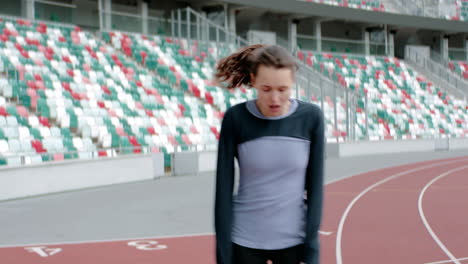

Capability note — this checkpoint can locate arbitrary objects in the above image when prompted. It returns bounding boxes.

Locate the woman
[214,44,325,264]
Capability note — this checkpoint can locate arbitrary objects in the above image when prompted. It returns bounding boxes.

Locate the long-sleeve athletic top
[214,98,325,264]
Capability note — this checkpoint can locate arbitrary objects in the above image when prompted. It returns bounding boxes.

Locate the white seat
[6,156,22,166]
[91,125,100,138]
[82,138,95,151]
[4,127,19,138]
[20,139,33,152]
[60,114,70,128]
[18,127,31,139]
[8,139,21,153]
[28,116,39,127]
[73,137,84,150]
[78,151,92,160]
[101,134,111,148]
[42,138,54,151]
[40,127,51,138]
[27,154,43,165]
[50,127,61,137]
[0,140,9,153]
[81,125,91,138]
[53,138,65,152]
[6,116,18,126]
[2,82,13,98]
[144,135,154,146]
[0,116,6,126]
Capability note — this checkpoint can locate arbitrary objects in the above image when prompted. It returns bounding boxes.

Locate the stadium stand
[303,0,385,11]
[302,0,468,22]
[101,31,255,113]
[298,50,468,140]
[0,17,228,166]
[455,0,468,21]
[448,60,468,79]
[0,11,467,167]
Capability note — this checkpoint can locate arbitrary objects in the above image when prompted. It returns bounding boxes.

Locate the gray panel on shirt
[232,136,310,250]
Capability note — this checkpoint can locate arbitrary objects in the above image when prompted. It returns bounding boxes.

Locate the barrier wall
[451,138,468,150]
[1,138,466,201]
[0,153,164,201]
[337,139,435,157]
[173,151,217,175]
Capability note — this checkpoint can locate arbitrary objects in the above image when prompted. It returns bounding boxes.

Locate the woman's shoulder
[224,101,249,117]
[295,100,324,117]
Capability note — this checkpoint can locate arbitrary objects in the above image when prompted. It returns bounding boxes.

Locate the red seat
[145,109,154,117]
[150,146,160,153]
[32,140,47,153]
[53,153,64,161]
[147,127,156,135]
[190,125,199,134]
[182,134,192,145]
[116,127,126,136]
[38,116,50,127]
[178,104,185,113]
[0,107,8,116]
[157,118,167,126]
[210,126,220,139]
[167,135,178,146]
[297,50,304,61]
[205,92,214,105]
[128,136,138,145]
[17,106,28,117]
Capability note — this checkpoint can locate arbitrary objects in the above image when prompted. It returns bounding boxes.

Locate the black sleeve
[303,108,325,264]
[214,109,236,264]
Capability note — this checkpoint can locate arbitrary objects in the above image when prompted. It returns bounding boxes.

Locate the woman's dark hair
[215,44,298,89]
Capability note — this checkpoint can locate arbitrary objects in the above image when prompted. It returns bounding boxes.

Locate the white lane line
[319,230,333,236]
[336,157,468,264]
[0,229,335,249]
[418,165,468,264]
[424,256,468,264]
[0,232,213,249]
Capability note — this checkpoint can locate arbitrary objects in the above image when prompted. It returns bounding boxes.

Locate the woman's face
[251,65,294,117]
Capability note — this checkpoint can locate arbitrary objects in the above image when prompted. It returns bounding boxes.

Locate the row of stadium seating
[303,0,385,12]
[297,50,468,139]
[0,16,357,166]
[0,17,467,167]
[101,31,356,141]
[454,0,468,21]
[448,60,468,79]
[101,31,255,113]
[303,0,468,22]
[0,17,227,166]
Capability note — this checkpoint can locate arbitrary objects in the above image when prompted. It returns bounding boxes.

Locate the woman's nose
[270,91,280,102]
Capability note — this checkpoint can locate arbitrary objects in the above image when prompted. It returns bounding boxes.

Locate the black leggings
[232,243,304,264]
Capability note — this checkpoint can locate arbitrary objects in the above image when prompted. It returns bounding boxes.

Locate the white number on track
[25,246,62,257]
[127,240,167,251]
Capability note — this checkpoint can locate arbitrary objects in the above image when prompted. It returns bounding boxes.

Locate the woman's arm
[303,108,325,264]
[214,109,236,264]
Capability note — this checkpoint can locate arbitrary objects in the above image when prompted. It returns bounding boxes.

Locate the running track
[1,156,467,264]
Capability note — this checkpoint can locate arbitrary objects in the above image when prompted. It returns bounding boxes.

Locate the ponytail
[215,44,266,89]
[215,44,298,89]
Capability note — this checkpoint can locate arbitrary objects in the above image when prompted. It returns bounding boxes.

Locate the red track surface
[1,156,467,264]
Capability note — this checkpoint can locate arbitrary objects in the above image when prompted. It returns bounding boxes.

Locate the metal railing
[448,47,468,61]
[276,37,359,142]
[405,46,468,100]
[297,34,387,56]
[298,0,464,21]
[99,3,365,136]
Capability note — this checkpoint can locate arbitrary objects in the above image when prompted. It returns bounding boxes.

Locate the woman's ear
[250,73,255,86]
